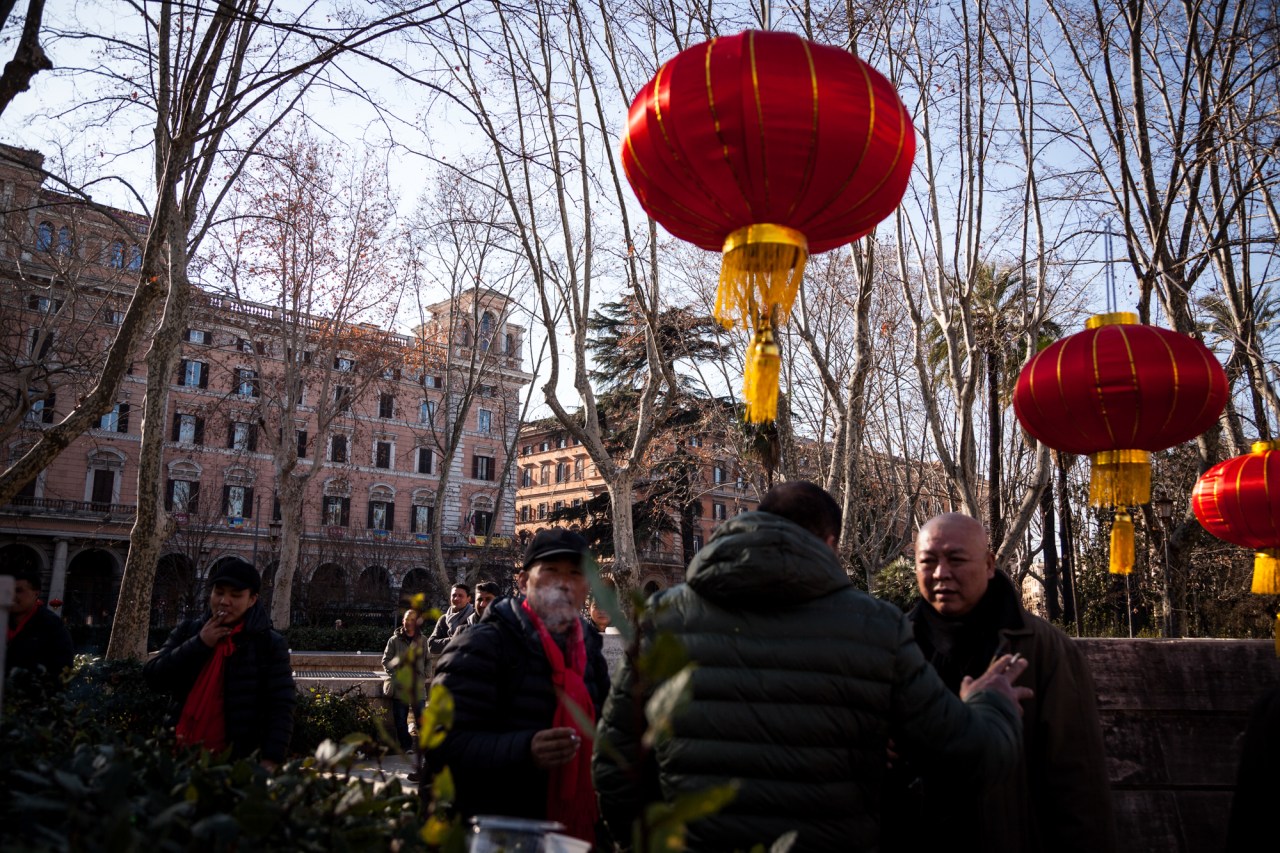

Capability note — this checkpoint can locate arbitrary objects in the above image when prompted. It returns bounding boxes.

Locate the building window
[477,408,492,433]
[186,328,209,344]
[713,466,725,484]
[379,393,394,419]
[296,430,308,459]
[223,484,254,518]
[736,475,746,491]
[473,455,495,481]
[689,436,702,447]
[555,461,569,483]
[419,400,437,424]
[411,503,434,533]
[89,468,116,508]
[35,221,53,252]
[126,246,142,270]
[713,502,726,521]
[522,445,532,456]
[520,468,532,487]
[165,479,200,513]
[55,226,72,256]
[27,393,55,425]
[368,499,395,531]
[553,500,564,512]
[323,496,350,527]
[228,421,257,452]
[506,333,515,354]
[539,440,550,452]
[108,240,126,268]
[519,505,530,522]
[472,510,493,536]
[173,413,200,444]
[97,403,130,433]
[334,356,355,372]
[179,359,208,388]
[28,329,53,359]
[417,447,433,474]
[375,440,393,470]
[103,308,125,325]
[692,534,704,551]
[330,434,348,464]
[538,503,547,520]
[574,458,584,480]
[334,385,352,412]
[235,368,259,397]
[557,436,567,449]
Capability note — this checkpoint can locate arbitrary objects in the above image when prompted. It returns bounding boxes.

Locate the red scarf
[7,599,42,642]
[175,622,243,753]
[522,600,597,843]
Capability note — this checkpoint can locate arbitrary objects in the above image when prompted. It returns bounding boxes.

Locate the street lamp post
[1153,492,1176,638]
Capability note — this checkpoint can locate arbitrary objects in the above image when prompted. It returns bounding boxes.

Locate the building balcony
[2,495,137,523]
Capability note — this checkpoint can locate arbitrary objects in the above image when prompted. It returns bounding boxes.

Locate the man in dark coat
[892,513,1116,853]
[428,529,610,842]
[5,565,74,682]
[144,558,295,767]
[593,482,1031,852]
[427,583,474,654]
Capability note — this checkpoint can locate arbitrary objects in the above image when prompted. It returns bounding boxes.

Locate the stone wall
[1078,638,1277,852]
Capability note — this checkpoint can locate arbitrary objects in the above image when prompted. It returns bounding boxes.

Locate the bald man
[889,513,1116,853]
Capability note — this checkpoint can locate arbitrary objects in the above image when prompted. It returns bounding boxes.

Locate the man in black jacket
[593,482,1031,852]
[144,558,295,768]
[428,529,610,842]
[5,565,74,683]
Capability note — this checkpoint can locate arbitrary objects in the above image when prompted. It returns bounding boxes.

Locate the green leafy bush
[282,625,393,653]
[291,685,387,757]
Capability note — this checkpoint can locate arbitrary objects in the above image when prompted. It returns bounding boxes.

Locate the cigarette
[1008,653,1023,665]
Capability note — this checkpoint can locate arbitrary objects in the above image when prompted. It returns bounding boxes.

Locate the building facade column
[48,537,69,609]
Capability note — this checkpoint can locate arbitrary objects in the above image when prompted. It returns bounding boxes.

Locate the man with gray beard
[426,529,610,844]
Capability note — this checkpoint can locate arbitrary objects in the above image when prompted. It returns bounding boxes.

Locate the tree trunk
[1040,471,1060,622]
[269,478,306,629]
[1057,454,1081,633]
[986,347,1003,543]
[106,241,190,659]
[604,473,639,584]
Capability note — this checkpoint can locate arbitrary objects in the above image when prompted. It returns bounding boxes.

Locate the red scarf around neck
[175,622,244,753]
[7,599,42,642]
[521,599,597,843]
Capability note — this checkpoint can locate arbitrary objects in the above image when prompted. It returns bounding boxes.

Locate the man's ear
[824,533,839,555]
[986,551,997,578]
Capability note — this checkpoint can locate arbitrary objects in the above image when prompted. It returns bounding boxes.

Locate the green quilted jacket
[592,511,1023,852]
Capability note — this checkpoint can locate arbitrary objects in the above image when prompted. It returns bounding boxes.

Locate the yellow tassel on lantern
[1252,548,1280,595]
[1090,450,1152,507]
[1110,510,1135,575]
[715,224,808,330]
[742,327,781,423]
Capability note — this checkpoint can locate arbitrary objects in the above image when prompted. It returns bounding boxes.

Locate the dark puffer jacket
[427,596,611,820]
[144,602,296,763]
[6,605,74,681]
[592,512,1023,853]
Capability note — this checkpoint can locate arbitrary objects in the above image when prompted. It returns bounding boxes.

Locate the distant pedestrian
[427,583,473,654]
[5,565,74,685]
[382,609,428,753]
[467,580,501,625]
[144,558,295,769]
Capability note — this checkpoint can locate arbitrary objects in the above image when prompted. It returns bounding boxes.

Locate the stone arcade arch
[64,548,120,628]
[151,553,199,628]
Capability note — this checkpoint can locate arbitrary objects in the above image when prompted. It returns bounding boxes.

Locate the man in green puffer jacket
[593,481,1030,852]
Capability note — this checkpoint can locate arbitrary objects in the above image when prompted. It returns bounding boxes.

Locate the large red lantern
[622,30,915,421]
[1013,312,1228,573]
[1192,441,1280,593]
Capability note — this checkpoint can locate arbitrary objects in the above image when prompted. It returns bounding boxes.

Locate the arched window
[35,221,53,252]
[56,226,72,256]
[480,312,494,337]
[108,241,125,269]
[127,246,142,270]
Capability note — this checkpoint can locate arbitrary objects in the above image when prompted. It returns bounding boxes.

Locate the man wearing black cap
[427,528,610,844]
[144,557,295,768]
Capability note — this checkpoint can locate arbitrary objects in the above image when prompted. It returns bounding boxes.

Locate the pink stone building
[0,145,530,640]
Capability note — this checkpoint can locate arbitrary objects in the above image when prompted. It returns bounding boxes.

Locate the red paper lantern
[1192,441,1280,594]
[1013,312,1228,573]
[622,30,915,421]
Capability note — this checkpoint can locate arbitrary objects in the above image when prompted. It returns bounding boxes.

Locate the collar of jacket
[487,595,597,659]
[686,510,850,607]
